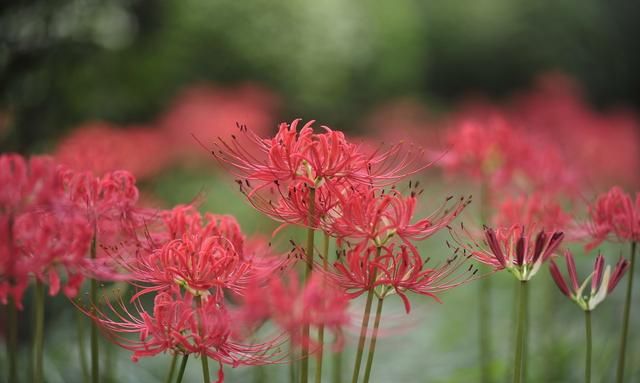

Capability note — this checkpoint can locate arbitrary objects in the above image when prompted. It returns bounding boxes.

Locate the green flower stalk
[548,250,630,383]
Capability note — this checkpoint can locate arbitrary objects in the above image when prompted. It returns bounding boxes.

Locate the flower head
[93,290,283,380]
[326,186,469,255]
[494,193,571,231]
[460,224,564,281]
[584,187,640,250]
[330,243,476,313]
[549,250,629,311]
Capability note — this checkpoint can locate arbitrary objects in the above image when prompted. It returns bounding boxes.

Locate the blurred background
[1,1,639,382]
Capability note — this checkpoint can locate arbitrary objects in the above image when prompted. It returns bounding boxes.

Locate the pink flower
[549,250,629,311]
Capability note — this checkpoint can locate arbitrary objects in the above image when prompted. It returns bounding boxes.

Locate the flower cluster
[0,153,145,307]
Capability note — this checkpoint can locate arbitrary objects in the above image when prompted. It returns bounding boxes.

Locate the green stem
[289,340,297,383]
[175,354,189,383]
[254,365,267,383]
[32,280,45,383]
[362,297,384,383]
[165,353,178,383]
[194,295,210,383]
[314,234,330,383]
[351,248,380,383]
[200,354,211,383]
[478,180,492,383]
[332,348,342,383]
[616,241,636,383]
[479,276,491,382]
[333,242,343,383]
[301,188,316,383]
[76,308,90,383]
[6,296,18,383]
[513,281,528,383]
[90,234,100,383]
[522,277,529,383]
[585,310,592,383]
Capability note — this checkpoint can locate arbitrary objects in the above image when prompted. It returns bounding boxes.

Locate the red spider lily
[438,115,521,185]
[152,205,245,258]
[494,193,572,231]
[123,205,287,300]
[584,187,640,250]
[437,107,580,195]
[0,154,62,307]
[330,243,477,313]
[13,209,91,298]
[326,186,469,255]
[56,122,175,179]
[212,119,430,190]
[246,272,349,351]
[459,224,564,281]
[60,169,143,242]
[158,83,278,163]
[0,154,61,214]
[93,290,284,382]
[234,179,341,231]
[549,250,629,311]
[511,72,640,188]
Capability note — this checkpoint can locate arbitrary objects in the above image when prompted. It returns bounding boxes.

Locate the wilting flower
[460,224,564,281]
[549,250,629,311]
[584,187,639,250]
[330,243,476,313]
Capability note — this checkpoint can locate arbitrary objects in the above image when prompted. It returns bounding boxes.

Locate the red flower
[94,291,283,381]
[493,193,571,231]
[235,180,341,231]
[584,187,640,250]
[214,119,431,189]
[0,154,63,307]
[460,224,564,281]
[326,187,469,256]
[124,205,286,301]
[330,243,476,313]
[13,209,91,298]
[245,272,348,351]
[549,250,629,311]
[56,122,174,179]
